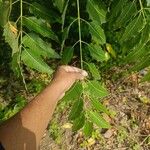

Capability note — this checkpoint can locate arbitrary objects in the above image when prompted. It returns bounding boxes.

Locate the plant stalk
[77,0,83,69]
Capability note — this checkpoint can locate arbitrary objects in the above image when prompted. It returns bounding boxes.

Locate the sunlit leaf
[83,121,93,137]
[90,98,109,114]
[86,80,108,98]
[87,110,111,128]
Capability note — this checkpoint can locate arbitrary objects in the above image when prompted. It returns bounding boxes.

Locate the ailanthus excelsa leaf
[87,63,101,80]
[23,33,60,59]
[29,2,61,23]
[88,44,106,62]
[87,0,106,24]
[22,17,59,42]
[21,47,53,74]
[87,110,111,128]
[89,21,106,45]
[115,1,137,27]
[120,13,145,43]
[3,22,19,55]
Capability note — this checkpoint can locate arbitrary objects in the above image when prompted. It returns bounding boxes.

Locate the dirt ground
[39,72,150,150]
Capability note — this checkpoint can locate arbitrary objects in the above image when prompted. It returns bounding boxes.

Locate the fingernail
[81,70,88,76]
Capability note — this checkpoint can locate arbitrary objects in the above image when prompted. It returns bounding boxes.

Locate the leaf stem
[60,18,78,54]
[61,0,70,32]
[19,0,27,91]
[77,0,83,69]
[139,0,146,23]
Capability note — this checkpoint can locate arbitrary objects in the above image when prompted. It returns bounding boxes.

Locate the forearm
[20,79,65,141]
[0,79,65,149]
[0,65,87,149]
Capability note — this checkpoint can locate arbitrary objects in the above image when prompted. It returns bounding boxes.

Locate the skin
[0,65,88,150]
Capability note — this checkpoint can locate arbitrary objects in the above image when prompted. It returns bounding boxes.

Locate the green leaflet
[115,1,137,27]
[61,47,74,64]
[124,24,150,62]
[87,110,111,128]
[87,63,101,80]
[21,48,53,74]
[140,24,150,44]
[62,82,83,101]
[89,21,106,45]
[90,98,109,115]
[29,2,61,23]
[147,0,150,6]
[69,98,83,120]
[86,80,108,99]
[22,17,59,42]
[11,52,21,77]
[3,22,19,55]
[0,0,12,27]
[141,71,150,82]
[72,113,85,132]
[131,55,150,72]
[120,14,145,42]
[87,0,106,24]
[23,33,60,59]
[83,121,93,137]
[109,0,127,21]
[125,45,147,63]
[88,44,105,62]
[53,0,65,13]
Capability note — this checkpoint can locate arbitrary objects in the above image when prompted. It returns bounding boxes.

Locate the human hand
[52,65,88,92]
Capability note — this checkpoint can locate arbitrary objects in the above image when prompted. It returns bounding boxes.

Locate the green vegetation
[0,0,150,147]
